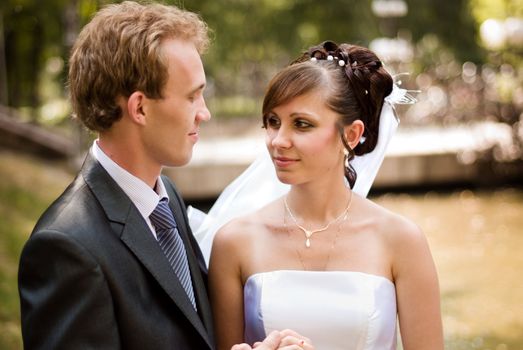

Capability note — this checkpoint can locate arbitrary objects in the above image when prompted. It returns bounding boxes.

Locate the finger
[300,340,314,350]
[276,346,305,350]
[279,335,313,350]
[279,329,312,344]
[231,344,252,350]
[278,343,313,350]
[279,335,303,346]
[254,330,283,350]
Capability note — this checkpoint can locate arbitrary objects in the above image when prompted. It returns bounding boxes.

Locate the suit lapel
[120,212,212,347]
[81,153,212,348]
[163,177,214,342]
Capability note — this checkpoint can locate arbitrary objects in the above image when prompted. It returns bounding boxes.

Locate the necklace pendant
[305,238,311,248]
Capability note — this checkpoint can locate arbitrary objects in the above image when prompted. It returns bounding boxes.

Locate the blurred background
[0,0,522,349]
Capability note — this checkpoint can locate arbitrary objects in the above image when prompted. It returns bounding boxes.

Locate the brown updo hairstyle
[262,41,393,187]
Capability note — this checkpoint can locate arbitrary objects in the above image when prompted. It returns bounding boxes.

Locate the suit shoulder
[33,175,89,230]
[30,174,117,253]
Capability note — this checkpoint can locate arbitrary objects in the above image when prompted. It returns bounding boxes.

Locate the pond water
[372,187,523,349]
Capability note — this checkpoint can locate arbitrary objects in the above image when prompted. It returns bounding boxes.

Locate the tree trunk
[0,11,8,106]
[28,19,44,121]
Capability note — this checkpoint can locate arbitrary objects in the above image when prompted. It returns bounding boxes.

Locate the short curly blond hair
[68,1,210,132]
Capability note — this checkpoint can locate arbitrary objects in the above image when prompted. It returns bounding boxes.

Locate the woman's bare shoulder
[212,198,283,250]
[359,196,425,245]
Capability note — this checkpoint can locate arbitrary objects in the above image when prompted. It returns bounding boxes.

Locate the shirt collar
[91,140,169,219]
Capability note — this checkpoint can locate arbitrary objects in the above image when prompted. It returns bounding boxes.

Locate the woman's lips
[273,156,298,168]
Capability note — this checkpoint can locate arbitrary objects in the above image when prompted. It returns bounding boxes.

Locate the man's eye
[189,91,202,102]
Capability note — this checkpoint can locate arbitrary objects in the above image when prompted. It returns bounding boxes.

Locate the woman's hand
[231,330,314,350]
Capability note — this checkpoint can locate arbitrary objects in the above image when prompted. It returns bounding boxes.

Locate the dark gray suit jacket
[18,153,214,349]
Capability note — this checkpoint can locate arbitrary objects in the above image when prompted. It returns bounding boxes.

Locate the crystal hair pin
[310,55,345,66]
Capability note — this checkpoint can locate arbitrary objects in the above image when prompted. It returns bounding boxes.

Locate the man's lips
[188,130,199,141]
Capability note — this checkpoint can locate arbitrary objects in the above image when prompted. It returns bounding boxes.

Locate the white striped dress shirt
[91,140,169,239]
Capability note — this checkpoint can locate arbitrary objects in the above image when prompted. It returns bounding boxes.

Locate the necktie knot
[150,198,177,230]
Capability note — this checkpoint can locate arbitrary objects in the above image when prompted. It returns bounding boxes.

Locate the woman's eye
[266,115,281,128]
[294,119,312,129]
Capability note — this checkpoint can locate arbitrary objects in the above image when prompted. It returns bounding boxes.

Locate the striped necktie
[150,198,196,310]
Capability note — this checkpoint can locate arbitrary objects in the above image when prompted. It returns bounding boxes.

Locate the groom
[18,2,308,350]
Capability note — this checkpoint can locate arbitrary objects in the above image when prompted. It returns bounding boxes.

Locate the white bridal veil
[188,82,416,265]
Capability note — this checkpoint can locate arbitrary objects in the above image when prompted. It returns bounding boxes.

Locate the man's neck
[97,137,161,189]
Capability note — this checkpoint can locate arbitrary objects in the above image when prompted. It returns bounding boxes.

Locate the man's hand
[230,330,313,350]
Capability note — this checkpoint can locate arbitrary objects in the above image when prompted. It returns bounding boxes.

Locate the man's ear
[127,91,147,126]
[343,120,365,150]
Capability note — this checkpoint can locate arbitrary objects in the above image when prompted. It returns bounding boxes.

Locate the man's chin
[164,153,193,168]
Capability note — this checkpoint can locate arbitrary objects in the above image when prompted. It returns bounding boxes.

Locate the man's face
[142,39,211,168]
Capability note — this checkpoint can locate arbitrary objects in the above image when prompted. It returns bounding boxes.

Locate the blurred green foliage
[470,0,523,22]
[0,0,521,153]
[0,0,521,152]
[0,0,506,119]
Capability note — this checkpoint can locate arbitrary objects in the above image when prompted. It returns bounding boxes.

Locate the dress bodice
[243,270,397,350]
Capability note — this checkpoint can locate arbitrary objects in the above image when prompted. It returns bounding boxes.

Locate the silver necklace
[284,208,348,270]
[283,192,353,248]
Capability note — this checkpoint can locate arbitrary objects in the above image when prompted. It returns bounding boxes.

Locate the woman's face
[265,90,346,185]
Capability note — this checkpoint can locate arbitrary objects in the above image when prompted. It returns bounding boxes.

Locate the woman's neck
[286,176,352,225]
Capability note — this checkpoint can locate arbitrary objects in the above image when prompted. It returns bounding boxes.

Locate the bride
[202,41,443,350]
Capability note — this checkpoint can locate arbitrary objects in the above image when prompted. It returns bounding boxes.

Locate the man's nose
[197,98,211,122]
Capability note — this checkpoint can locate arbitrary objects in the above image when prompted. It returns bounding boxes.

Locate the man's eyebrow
[188,83,206,95]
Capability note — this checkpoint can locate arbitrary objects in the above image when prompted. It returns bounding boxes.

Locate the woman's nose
[269,127,292,149]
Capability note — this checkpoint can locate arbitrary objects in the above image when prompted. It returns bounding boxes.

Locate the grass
[0,149,522,349]
[0,150,73,350]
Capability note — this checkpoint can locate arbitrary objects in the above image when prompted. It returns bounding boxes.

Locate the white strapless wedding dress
[243,270,397,350]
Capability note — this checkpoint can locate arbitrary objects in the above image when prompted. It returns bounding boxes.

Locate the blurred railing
[165,120,522,200]
[0,105,74,159]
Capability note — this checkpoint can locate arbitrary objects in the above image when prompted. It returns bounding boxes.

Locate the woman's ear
[343,120,365,150]
[127,91,147,126]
